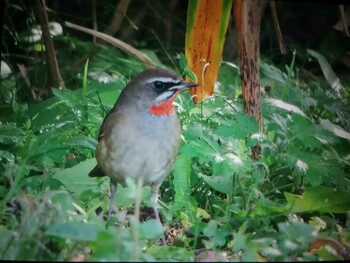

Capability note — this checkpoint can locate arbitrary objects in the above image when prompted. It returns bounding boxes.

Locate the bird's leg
[151,183,166,246]
[107,181,117,220]
[131,176,143,261]
[133,176,144,226]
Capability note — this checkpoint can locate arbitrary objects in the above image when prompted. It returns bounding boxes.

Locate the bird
[89,68,198,244]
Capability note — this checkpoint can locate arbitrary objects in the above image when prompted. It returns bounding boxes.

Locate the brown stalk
[35,0,64,89]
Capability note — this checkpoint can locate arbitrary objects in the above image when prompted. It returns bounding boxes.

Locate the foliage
[1,1,350,261]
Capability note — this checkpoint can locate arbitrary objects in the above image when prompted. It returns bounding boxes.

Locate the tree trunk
[234,0,265,160]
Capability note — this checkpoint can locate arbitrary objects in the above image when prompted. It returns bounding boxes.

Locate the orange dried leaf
[185,0,232,104]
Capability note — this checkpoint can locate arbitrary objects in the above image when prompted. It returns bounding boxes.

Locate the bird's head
[120,68,198,116]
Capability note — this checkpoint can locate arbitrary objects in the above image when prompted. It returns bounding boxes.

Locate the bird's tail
[88,165,106,177]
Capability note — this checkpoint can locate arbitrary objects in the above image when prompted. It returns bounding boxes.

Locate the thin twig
[66,21,156,68]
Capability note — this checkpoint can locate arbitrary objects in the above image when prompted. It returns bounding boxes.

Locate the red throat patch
[149,91,180,116]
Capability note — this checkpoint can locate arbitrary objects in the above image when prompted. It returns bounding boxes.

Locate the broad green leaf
[284,186,350,214]
[26,134,69,163]
[66,135,97,150]
[265,98,306,117]
[203,220,218,237]
[289,114,337,149]
[147,245,194,262]
[89,227,134,261]
[179,52,188,70]
[253,187,350,217]
[51,88,80,109]
[276,221,316,256]
[184,68,197,82]
[278,221,315,242]
[320,119,350,140]
[307,49,343,95]
[181,139,216,163]
[50,191,84,218]
[201,129,223,154]
[199,173,233,194]
[203,220,230,248]
[216,113,259,139]
[0,150,15,162]
[90,229,118,256]
[289,151,325,186]
[46,222,101,241]
[139,219,164,240]
[0,122,24,145]
[260,61,286,85]
[52,158,105,196]
[212,159,235,177]
[178,53,197,82]
[232,233,260,261]
[169,154,192,215]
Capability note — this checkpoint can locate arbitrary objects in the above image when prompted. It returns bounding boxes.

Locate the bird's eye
[153,81,164,90]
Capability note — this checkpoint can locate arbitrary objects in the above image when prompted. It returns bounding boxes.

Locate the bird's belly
[97,115,180,186]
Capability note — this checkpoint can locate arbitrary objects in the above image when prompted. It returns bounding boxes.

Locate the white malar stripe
[168,83,187,90]
[155,90,174,102]
[145,77,178,84]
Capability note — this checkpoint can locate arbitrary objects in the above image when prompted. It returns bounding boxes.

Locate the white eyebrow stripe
[144,77,179,84]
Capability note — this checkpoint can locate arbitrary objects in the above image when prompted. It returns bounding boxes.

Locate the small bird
[89,68,198,243]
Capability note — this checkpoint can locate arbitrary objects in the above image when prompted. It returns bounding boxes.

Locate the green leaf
[261,61,286,85]
[139,219,164,240]
[0,150,15,162]
[284,186,350,214]
[181,139,215,163]
[290,114,336,149]
[49,191,85,219]
[265,98,306,117]
[320,119,350,140]
[232,232,248,251]
[289,151,325,186]
[66,135,97,150]
[89,227,134,261]
[51,88,79,109]
[203,220,230,248]
[184,68,197,82]
[283,49,297,99]
[83,59,89,95]
[179,52,188,70]
[0,122,24,145]
[252,186,350,217]
[278,221,315,242]
[46,222,101,241]
[307,49,343,95]
[52,158,105,196]
[212,159,235,177]
[169,154,192,215]
[199,173,233,194]
[216,113,259,139]
[203,220,218,237]
[147,245,194,262]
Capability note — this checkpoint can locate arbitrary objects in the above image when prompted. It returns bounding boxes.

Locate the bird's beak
[183,81,199,89]
[171,81,199,91]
